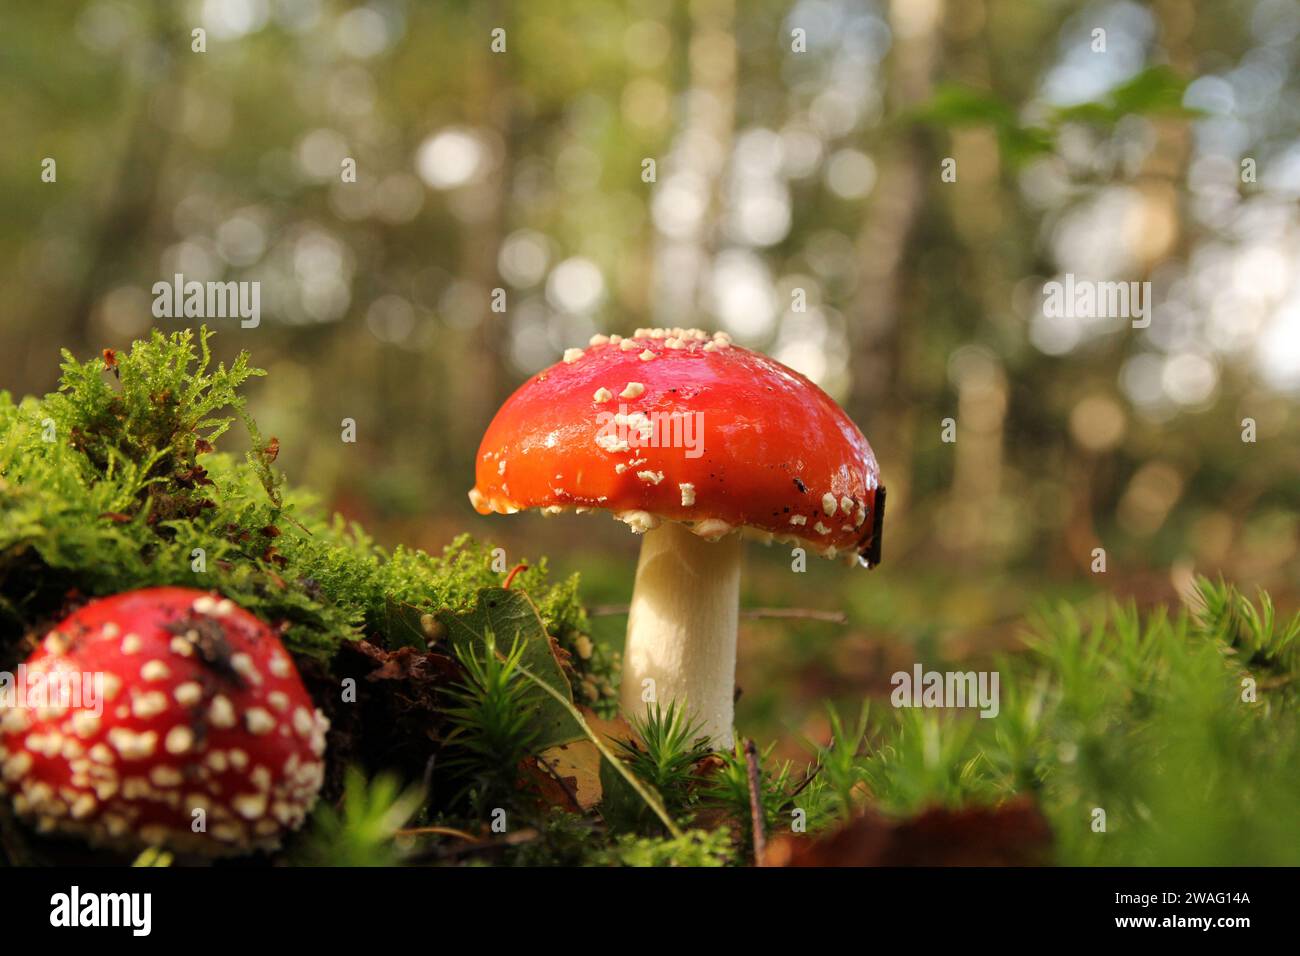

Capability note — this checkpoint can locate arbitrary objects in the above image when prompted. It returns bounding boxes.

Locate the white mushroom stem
[620,521,741,749]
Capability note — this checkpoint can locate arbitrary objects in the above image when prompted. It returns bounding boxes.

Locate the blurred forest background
[2,0,1297,745]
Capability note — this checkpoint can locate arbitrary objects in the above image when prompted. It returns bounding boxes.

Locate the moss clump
[0,328,592,668]
[589,828,733,867]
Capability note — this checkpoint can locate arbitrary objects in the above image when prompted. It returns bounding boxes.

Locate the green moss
[0,328,590,666]
[591,828,734,867]
[795,580,1300,866]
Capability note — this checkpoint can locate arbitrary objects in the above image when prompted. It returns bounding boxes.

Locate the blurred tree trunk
[58,6,185,357]
[449,0,514,459]
[847,0,943,554]
[651,0,736,326]
[1063,0,1198,574]
[941,2,1015,568]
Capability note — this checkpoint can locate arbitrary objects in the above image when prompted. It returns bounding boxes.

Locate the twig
[744,739,767,866]
[394,825,480,842]
[588,604,847,624]
[788,762,823,800]
[502,562,528,589]
[1259,674,1296,690]
[411,827,541,863]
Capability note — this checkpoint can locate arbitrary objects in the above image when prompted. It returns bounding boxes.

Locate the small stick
[744,738,767,867]
[411,827,541,863]
[394,825,480,842]
[787,762,823,800]
[588,604,847,624]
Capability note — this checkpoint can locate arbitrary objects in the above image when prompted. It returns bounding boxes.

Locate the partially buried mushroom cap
[0,587,328,856]
[470,328,884,564]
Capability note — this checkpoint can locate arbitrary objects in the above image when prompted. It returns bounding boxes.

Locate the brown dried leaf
[521,753,588,813]
[579,706,637,749]
[532,707,639,812]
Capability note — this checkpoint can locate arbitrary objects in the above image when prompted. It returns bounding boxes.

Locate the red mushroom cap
[470,329,884,564]
[0,587,329,856]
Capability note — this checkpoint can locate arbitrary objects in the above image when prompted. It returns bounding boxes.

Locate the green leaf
[1051,101,1117,124]
[998,123,1056,165]
[1108,65,1201,116]
[381,596,433,650]
[912,84,1017,126]
[438,587,581,749]
[1054,66,1205,125]
[911,85,1056,167]
[913,69,1204,172]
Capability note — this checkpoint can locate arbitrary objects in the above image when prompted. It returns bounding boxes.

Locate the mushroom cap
[470,329,884,564]
[0,587,328,857]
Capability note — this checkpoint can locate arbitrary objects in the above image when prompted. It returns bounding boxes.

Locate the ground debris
[765,797,1053,867]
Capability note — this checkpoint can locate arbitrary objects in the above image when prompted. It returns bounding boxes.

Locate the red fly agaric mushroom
[0,587,329,856]
[469,328,884,747]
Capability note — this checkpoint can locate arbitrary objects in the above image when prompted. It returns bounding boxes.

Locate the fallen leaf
[579,706,637,749]
[533,707,639,811]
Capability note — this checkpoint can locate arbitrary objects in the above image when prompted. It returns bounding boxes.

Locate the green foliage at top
[1052,66,1204,123]
[0,328,590,662]
[914,66,1202,165]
